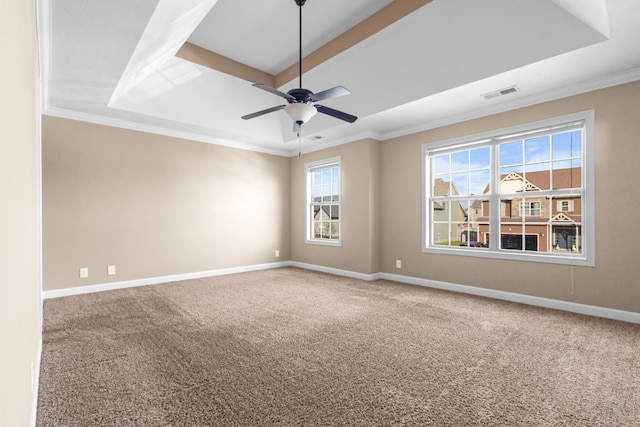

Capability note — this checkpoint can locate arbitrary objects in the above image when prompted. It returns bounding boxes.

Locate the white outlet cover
[107,265,116,275]
[79,268,89,278]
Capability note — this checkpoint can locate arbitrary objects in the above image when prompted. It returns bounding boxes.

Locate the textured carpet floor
[37,267,639,426]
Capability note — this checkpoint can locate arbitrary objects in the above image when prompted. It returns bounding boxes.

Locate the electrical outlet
[107,265,116,275]
[79,267,89,278]
[396,260,402,269]
[275,250,280,257]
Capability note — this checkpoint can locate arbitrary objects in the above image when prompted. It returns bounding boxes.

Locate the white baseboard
[42,262,290,299]
[379,272,640,324]
[288,261,381,281]
[42,261,640,324]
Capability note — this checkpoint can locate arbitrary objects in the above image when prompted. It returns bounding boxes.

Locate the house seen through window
[423,111,594,266]
[305,157,341,245]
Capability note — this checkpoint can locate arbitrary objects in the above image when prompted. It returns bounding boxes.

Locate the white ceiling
[39,0,640,156]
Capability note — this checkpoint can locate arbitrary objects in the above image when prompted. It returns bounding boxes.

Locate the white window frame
[422,111,595,267]
[305,156,342,247]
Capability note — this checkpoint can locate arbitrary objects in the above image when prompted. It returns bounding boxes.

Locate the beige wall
[378,81,640,312]
[42,117,290,290]
[290,138,380,274]
[290,81,640,313]
[0,0,41,425]
[42,81,640,314]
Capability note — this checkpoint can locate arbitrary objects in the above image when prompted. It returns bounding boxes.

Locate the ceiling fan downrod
[295,0,305,89]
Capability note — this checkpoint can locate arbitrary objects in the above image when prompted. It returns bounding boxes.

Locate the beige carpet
[37,267,639,426]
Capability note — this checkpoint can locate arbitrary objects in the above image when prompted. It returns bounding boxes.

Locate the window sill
[305,239,342,247]
[422,246,594,267]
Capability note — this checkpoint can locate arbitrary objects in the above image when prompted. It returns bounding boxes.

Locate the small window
[558,200,574,212]
[305,157,341,246]
[520,201,541,217]
[422,111,594,266]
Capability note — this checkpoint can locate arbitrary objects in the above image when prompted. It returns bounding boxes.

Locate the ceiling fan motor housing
[287,88,313,104]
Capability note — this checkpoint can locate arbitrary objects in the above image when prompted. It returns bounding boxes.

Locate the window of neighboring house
[520,201,541,217]
[305,156,341,246]
[422,111,594,266]
[558,200,574,212]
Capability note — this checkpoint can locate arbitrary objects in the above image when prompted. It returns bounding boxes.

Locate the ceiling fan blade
[310,86,350,102]
[241,105,286,120]
[315,105,358,123]
[252,84,295,102]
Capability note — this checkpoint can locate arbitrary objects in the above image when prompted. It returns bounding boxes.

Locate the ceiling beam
[176,42,275,87]
[176,0,433,88]
[274,0,434,87]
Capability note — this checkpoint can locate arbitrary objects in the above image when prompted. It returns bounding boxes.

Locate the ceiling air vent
[307,135,324,141]
[482,85,519,100]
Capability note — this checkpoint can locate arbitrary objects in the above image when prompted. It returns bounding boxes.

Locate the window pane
[321,169,331,184]
[433,178,451,197]
[433,154,450,175]
[470,147,490,170]
[524,165,550,190]
[552,226,582,254]
[313,170,322,185]
[451,151,468,172]
[552,162,581,189]
[500,140,522,166]
[330,205,339,220]
[432,221,452,246]
[552,130,582,165]
[451,172,469,196]
[469,170,488,195]
[525,135,550,164]
[330,220,339,240]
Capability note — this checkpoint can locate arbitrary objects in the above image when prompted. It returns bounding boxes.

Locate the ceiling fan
[241,0,358,133]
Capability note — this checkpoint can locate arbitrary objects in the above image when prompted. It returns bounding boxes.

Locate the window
[305,157,341,246]
[520,201,541,217]
[422,111,594,266]
[558,200,574,212]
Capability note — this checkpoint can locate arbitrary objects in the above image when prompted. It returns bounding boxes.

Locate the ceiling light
[285,103,317,126]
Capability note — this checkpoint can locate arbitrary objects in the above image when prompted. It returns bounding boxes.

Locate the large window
[305,157,341,246]
[422,111,594,266]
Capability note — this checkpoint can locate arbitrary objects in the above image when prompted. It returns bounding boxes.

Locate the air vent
[307,135,324,141]
[482,85,519,100]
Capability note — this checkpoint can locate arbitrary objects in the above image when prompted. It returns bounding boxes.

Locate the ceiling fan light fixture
[285,102,317,125]
[241,0,357,130]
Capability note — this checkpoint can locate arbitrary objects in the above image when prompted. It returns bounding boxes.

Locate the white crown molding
[44,67,640,157]
[42,107,293,157]
[377,67,640,142]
